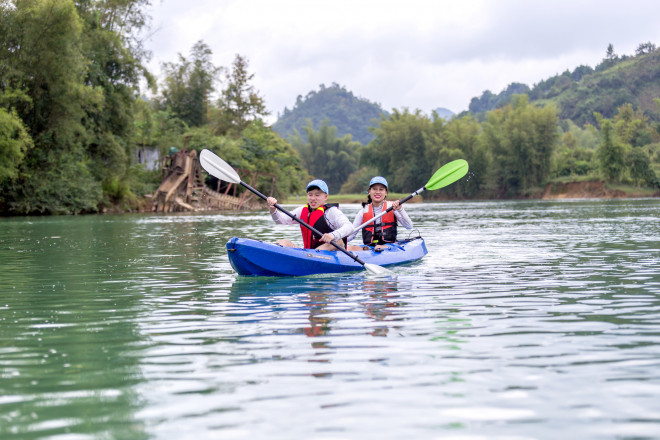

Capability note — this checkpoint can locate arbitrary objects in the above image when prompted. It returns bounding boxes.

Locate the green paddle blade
[425,159,469,190]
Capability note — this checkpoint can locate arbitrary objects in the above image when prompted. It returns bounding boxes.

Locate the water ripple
[1,200,659,439]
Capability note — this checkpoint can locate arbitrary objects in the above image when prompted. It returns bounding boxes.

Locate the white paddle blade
[364,263,392,276]
[199,149,241,184]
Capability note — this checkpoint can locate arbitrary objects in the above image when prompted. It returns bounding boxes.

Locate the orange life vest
[361,201,397,245]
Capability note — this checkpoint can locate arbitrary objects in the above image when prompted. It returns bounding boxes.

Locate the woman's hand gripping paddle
[349,159,469,235]
[199,149,392,276]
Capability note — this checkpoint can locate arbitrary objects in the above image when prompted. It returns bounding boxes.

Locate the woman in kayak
[266,179,353,250]
[347,176,413,251]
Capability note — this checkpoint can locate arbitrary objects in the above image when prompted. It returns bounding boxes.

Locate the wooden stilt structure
[150,149,275,212]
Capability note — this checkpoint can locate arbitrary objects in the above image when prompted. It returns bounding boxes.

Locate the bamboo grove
[1,0,658,215]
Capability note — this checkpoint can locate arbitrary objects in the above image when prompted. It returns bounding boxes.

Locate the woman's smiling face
[368,183,388,205]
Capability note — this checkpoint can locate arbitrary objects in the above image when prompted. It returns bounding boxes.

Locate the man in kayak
[347,176,413,251]
[266,179,353,250]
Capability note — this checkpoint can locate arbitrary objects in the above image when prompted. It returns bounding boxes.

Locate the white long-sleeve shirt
[271,205,354,242]
[347,202,413,243]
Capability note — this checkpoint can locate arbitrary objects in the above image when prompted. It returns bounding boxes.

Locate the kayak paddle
[349,159,469,235]
[199,149,392,276]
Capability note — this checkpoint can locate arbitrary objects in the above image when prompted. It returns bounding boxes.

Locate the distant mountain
[433,107,455,120]
[272,83,387,145]
[463,44,660,126]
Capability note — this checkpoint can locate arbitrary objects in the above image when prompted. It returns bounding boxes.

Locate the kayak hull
[226,237,427,276]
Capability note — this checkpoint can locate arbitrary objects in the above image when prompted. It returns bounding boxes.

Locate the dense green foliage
[466,43,660,127]
[361,109,438,192]
[351,95,659,199]
[1,0,103,213]
[468,83,530,116]
[159,40,219,128]
[0,1,657,217]
[0,1,305,214]
[481,96,558,196]
[0,0,154,214]
[211,54,269,137]
[0,108,32,182]
[289,119,361,193]
[156,49,306,199]
[273,83,387,145]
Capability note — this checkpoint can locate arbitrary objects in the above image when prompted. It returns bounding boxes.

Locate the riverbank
[537,180,659,199]
[281,181,659,204]
[131,180,658,213]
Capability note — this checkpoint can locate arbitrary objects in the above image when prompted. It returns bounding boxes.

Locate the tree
[481,95,558,196]
[151,108,187,153]
[212,54,268,136]
[596,43,620,72]
[612,103,652,147]
[75,0,152,60]
[552,121,598,177]
[596,119,625,182]
[0,0,104,214]
[0,108,32,183]
[188,121,306,199]
[339,166,380,194]
[626,147,654,186]
[76,0,154,185]
[160,40,220,127]
[439,115,489,196]
[635,41,657,55]
[362,109,435,192]
[0,0,156,214]
[468,83,531,115]
[239,121,306,198]
[606,43,617,61]
[290,119,360,193]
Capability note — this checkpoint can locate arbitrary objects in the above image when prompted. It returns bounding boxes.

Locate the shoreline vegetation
[125,180,659,215]
[279,180,659,206]
[2,2,660,216]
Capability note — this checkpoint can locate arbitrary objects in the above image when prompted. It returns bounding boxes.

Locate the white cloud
[143,0,660,122]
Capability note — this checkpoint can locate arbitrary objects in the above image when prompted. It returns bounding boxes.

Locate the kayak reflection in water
[266,179,353,251]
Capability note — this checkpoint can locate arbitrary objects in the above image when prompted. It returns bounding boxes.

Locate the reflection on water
[229,275,406,338]
[0,199,659,439]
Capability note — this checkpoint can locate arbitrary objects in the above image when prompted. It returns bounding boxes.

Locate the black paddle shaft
[239,181,369,266]
[378,185,425,217]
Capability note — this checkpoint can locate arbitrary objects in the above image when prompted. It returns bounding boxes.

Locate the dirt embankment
[541,180,658,199]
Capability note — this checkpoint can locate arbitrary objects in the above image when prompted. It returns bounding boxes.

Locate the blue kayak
[226,237,428,276]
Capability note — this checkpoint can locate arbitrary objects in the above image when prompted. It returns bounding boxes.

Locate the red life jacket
[361,201,397,245]
[300,204,344,249]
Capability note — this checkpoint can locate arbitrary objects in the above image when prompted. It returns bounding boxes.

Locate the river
[1,198,659,439]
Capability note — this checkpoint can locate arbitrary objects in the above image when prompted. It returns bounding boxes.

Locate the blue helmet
[306,179,329,195]
[368,176,388,190]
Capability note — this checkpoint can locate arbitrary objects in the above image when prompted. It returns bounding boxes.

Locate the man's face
[306,189,328,209]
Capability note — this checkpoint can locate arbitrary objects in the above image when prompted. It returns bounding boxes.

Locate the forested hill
[272,83,387,145]
[465,44,660,126]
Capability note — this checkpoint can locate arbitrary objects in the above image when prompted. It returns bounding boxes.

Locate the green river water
[1,198,659,439]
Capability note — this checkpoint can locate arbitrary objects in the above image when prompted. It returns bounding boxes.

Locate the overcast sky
[143,0,660,123]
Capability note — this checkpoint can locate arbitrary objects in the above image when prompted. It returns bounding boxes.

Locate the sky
[142,0,660,123]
